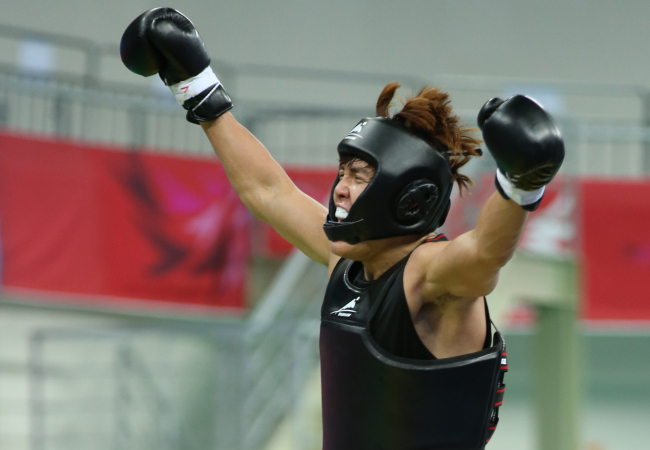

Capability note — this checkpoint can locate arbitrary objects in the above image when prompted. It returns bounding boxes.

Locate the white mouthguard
[335,207,349,220]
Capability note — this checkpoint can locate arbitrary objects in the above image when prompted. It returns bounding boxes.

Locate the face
[333,158,375,219]
[330,158,376,258]
[329,157,428,262]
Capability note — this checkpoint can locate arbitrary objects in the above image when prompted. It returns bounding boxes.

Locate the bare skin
[201,112,528,359]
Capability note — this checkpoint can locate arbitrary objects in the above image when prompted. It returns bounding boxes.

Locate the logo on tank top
[330,296,360,317]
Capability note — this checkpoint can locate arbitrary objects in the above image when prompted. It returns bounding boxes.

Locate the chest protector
[320,257,507,450]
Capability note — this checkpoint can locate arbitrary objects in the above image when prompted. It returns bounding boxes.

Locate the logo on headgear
[343,120,368,140]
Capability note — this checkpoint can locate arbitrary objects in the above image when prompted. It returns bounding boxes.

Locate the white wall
[0,0,650,81]
[1,0,648,115]
[2,0,648,84]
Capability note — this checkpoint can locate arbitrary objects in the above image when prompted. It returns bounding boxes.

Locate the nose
[333,177,350,201]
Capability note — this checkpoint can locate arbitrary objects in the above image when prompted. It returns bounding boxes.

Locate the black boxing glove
[477,95,565,211]
[120,7,232,124]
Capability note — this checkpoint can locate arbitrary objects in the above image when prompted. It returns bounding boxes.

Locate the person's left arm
[419,95,565,301]
[418,192,527,300]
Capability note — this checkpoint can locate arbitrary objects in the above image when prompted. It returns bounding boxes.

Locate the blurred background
[0,1,648,449]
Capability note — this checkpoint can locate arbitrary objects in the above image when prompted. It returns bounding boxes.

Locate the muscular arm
[119,9,331,265]
[419,94,563,303]
[419,191,528,301]
[201,113,331,265]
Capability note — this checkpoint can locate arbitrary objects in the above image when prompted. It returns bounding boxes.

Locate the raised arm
[200,115,330,264]
[120,7,330,264]
[420,95,565,300]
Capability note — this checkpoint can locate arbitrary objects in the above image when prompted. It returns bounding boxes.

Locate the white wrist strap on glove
[496,169,545,206]
[169,66,220,106]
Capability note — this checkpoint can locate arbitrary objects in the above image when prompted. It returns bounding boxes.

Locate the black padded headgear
[323,117,453,244]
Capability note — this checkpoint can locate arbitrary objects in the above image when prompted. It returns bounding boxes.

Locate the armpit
[432,291,464,310]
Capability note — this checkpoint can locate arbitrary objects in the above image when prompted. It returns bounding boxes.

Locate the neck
[361,233,434,281]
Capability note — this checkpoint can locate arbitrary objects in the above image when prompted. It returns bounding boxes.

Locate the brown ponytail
[375,82,482,195]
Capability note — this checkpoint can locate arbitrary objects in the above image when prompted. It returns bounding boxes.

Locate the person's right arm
[120,7,332,265]
[200,113,331,265]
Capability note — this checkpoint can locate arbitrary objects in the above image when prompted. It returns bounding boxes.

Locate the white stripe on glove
[496,169,545,206]
[169,66,220,106]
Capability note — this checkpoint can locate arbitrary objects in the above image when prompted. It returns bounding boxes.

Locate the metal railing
[1,23,649,175]
[10,249,326,450]
[29,329,187,450]
[243,251,327,450]
[1,67,649,176]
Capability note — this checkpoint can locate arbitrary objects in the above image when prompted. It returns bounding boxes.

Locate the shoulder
[407,236,450,273]
[402,237,449,304]
[404,235,479,308]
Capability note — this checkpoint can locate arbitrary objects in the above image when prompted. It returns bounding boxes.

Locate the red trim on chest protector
[424,234,447,243]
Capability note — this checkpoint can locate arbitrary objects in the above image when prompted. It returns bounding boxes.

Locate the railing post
[115,344,133,450]
[28,331,45,450]
[128,105,148,149]
[528,257,581,450]
[488,253,581,450]
[641,92,650,175]
[53,95,72,136]
[84,43,101,88]
[534,302,581,450]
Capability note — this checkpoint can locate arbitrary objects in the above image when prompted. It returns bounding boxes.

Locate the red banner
[2,131,649,321]
[581,180,650,321]
[0,133,250,309]
[442,173,574,258]
[253,167,336,258]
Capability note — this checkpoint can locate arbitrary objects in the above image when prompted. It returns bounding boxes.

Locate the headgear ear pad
[395,180,439,225]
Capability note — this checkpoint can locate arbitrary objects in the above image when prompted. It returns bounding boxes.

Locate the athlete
[121,8,565,449]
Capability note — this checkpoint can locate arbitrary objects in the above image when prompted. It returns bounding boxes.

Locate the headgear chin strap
[323,117,453,244]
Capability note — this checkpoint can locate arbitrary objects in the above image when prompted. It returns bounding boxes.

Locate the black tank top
[320,236,508,449]
[349,234,492,360]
